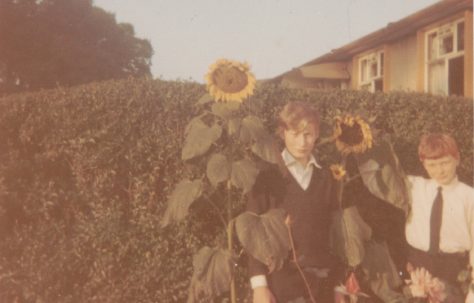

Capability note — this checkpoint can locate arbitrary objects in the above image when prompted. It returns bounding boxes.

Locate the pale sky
[93,0,439,83]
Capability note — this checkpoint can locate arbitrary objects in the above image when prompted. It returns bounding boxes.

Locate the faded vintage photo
[0,0,472,302]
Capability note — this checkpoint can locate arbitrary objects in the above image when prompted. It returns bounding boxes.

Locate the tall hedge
[0,77,472,302]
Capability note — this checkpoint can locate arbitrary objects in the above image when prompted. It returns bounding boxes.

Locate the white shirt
[360,159,474,302]
[407,176,474,303]
[250,149,320,289]
[406,175,474,270]
[281,148,321,190]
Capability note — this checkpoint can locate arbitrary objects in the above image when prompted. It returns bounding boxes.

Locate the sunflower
[205,59,256,102]
[333,115,373,155]
[330,164,347,181]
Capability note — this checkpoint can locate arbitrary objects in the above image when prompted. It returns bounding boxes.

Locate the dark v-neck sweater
[246,162,338,276]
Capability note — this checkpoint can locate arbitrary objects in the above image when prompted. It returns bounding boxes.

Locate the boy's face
[283,121,319,165]
[422,155,459,185]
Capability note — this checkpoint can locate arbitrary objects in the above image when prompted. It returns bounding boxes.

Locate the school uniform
[359,157,474,303]
[247,149,341,302]
[406,176,474,302]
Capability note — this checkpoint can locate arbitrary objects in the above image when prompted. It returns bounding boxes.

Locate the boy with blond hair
[247,101,343,303]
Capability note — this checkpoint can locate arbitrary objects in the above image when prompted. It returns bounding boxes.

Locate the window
[358,51,384,92]
[425,19,465,96]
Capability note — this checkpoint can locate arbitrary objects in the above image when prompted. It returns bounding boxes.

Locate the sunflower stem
[203,194,228,229]
[336,156,348,209]
[226,180,237,303]
[344,174,361,185]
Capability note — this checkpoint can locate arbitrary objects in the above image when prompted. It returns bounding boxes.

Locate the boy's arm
[355,136,411,216]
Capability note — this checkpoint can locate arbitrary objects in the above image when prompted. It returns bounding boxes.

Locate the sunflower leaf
[240,115,267,144]
[228,118,241,137]
[211,101,241,119]
[361,241,405,302]
[330,206,372,267]
[161,179,203,227]
[196,93,214,105]
[187,247,235,303]
[251,137,280,164]
[235,209,290,273]
[206,153,230,187]
[230,159,259,193]
[182,119,222,161]
[356,136,410,216]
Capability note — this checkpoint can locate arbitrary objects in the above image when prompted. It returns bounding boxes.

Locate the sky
[93,0,440,83]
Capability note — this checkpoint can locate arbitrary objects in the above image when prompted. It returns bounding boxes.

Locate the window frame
[424,18,465,95]
[358,50,384,92]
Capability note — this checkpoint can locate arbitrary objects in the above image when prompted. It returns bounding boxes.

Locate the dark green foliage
[0,78,472,302]
[330,206,372,267]
[0,0,153,95]
[187,247,235,302]
[235,209,291,273]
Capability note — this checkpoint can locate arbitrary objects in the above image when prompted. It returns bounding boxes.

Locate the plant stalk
[227,181,237,303]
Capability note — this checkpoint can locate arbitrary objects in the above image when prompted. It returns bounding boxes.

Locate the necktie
[429,187,443,254]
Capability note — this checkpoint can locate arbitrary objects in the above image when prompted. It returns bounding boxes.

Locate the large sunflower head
[333,114,373,155]
[205,59,256,102]
[330,164,347,181]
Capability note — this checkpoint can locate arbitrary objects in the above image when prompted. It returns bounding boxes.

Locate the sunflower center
[212,66,249,93]
[339,123,364,146]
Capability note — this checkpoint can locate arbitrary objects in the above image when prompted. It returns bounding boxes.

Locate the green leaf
[235,209,290,273]
[161,179,203,227]
[196,93,214,105]
[239,115,267,144]
[251,137,280,164]
[228,118,241,137]
[356,137,410,216]
[206,153,230,187]
[330,206,372,267]
[361,241,405,303]
[211,101,241,119]
[182,119,222,161]
[230,159,259,193]
[187,247,235,303]
[184,115,205,136]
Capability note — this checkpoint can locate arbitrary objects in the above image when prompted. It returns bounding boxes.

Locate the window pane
[457,22,464,51]
[428,61,447,95]
[374,79,383,92]
[370,61,378,78]
[428,33,438,60]
[361,59,367,82]
[448,56,464,96]
[439,34,453,55]
[380,53,384,75]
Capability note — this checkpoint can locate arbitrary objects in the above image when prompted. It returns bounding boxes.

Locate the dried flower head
[333,115,373,155]
[205,59,256,102]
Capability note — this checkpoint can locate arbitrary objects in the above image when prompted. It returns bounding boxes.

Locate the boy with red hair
[359,133,474,302]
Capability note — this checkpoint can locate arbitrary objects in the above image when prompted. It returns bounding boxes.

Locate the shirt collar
[281,148,321,169]
[431,176,459,191]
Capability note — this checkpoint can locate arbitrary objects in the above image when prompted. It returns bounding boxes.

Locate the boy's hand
[253,286,276,303]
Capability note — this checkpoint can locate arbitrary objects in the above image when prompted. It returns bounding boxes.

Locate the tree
[0,0,153,95]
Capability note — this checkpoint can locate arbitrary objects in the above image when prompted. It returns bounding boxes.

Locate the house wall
[387,34,418,92]
[416,10,473,97]
[349,9,472,97]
